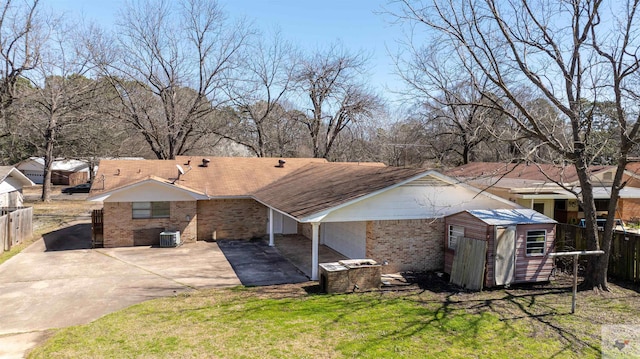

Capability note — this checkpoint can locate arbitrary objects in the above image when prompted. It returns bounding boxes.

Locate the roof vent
[276,159,286,168]
[201,158,210,167]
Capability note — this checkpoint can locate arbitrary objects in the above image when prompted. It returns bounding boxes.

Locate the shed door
[494,226,516,286]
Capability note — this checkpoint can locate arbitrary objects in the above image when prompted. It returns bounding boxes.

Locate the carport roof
[251,163,432,220]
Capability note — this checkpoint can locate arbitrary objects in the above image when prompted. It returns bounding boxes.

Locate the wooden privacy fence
[556,224,640,282]
[0,207,33,252]
[91,209,104,248]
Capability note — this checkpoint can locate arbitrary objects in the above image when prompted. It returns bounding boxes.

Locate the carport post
[311,222,320,280]
[268,208,274,247]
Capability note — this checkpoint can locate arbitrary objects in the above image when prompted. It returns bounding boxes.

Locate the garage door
[322,222,366,258]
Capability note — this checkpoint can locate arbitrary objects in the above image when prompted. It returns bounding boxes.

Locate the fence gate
[92,209,104,248]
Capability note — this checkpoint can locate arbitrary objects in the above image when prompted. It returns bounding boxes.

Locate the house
[444,209,557,289]
[16,157,90,186]
[89,156,522,280]
[0,166,35,207]
[445,162,640,224]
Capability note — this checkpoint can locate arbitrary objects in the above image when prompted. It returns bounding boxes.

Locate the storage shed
[444,209,556,288]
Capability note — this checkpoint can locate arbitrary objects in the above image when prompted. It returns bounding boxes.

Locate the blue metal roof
[465,209,556,225]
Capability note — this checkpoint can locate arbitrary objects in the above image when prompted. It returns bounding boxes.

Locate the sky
[44,0,409,105]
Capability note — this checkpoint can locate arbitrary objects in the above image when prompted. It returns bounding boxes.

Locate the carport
[253,165,521,280]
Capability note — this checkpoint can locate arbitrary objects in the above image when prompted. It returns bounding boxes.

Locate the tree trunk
[575,154,607,290]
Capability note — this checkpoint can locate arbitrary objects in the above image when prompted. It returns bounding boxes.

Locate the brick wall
[620,198,640,222]
[197,198,268,240]
[298,222,321,241]
[365,218,444,274]
[103,201,197,247]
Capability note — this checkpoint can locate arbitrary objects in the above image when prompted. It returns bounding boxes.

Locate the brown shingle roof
[445,162,611,184]
[92,157,328,196]
[252,163,430,219]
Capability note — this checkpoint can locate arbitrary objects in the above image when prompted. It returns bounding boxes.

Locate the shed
[444,209,556,288]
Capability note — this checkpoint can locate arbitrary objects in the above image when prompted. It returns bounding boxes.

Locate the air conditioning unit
[159,231,181,247]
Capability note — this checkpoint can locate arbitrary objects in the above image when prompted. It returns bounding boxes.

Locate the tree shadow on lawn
[354,271,604,356]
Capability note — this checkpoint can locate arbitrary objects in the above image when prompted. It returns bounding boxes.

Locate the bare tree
[84,0,252,159]
[392,0,640,290]
[294,44,383,159]
[16,22,102,201]
[0,0,48,163]
[220,30,299,157]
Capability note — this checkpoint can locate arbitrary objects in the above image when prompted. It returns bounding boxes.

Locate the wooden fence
[91,209,104,248]
[0,207,33,252]
[556,224,640,282]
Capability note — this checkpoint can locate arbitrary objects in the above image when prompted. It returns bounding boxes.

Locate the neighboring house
[0,166,35,207]
[444,209,556,289]
[445,162,640,224]
[90,156,521,279]
[16,157,90,186]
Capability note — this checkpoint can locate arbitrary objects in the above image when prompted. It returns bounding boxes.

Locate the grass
[0,188,101,265]
[28,275,640,359]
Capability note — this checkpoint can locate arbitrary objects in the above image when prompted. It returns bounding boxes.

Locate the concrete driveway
[0,221,240,358]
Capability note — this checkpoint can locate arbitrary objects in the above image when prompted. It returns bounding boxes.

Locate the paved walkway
[217,239,309,286]
[0,221,240,359]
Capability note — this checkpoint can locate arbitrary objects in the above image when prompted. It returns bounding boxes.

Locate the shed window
[132,202,170,219]
[526,230,546,256]
[448,225,464,250]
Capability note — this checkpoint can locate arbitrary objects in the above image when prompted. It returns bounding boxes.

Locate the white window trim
[525,229,546,257]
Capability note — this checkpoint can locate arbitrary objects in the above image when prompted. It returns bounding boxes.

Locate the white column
[311,222,320,280]
[269,208,275,247]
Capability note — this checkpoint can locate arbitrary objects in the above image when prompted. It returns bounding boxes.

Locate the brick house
[90,157,520,279]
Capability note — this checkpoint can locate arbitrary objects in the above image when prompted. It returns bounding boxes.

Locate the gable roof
[464,209,556,225]
[91,156,328,198]
[0,166,35,186]
[251,164,508,220]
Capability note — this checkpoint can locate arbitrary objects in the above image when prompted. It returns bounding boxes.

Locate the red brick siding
[620,198,640,222]
[103,201,197,247]
[196,199,267,240]
[365,218,444,274]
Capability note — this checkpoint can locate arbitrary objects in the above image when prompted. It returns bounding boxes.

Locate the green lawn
[29,277,640,358]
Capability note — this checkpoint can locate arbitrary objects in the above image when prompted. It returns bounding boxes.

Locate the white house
[0,166,35,207]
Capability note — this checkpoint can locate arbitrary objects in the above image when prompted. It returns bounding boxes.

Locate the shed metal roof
[464,209,556,225]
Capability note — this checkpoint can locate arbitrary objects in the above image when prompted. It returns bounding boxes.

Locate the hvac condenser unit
[159,231,181,247]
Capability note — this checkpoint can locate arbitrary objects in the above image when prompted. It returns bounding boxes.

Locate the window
[448,225,464,250]
[533,203,545,214]
[526,230,546,256]
[132,202,170,219]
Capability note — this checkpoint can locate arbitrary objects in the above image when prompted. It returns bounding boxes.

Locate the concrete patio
[273,234,348,278]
